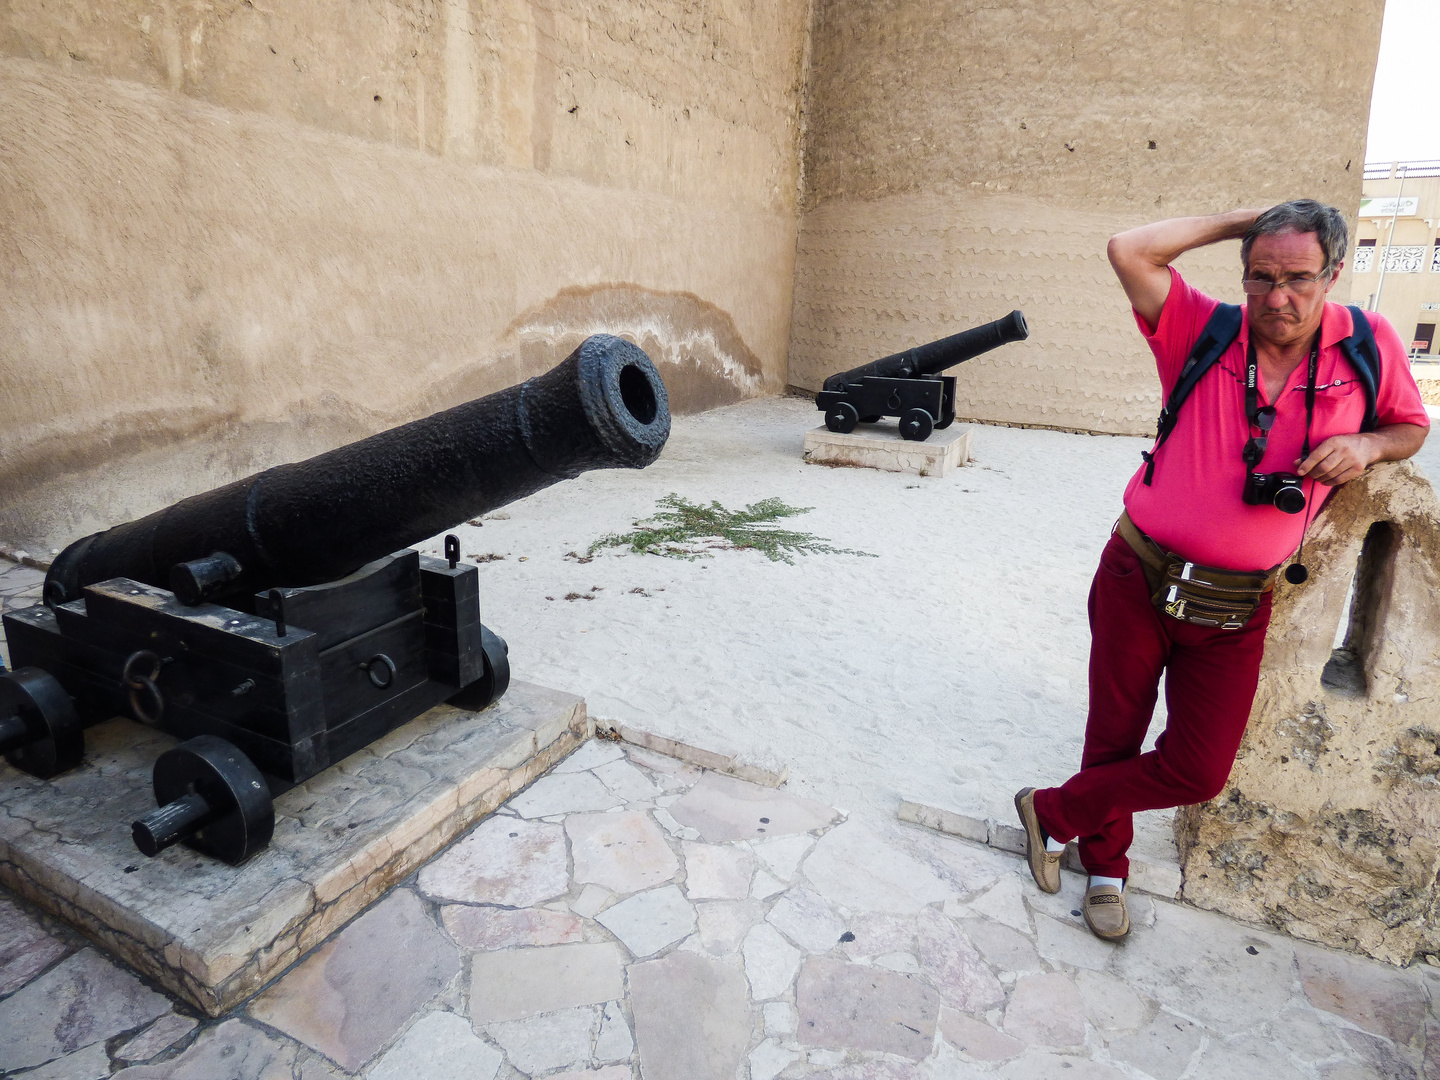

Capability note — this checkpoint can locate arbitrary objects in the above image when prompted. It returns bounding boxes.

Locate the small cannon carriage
[816,310,1029,441]
[0,335,670,865]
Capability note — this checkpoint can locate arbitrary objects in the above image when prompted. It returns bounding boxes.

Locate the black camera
[1243,471,1306,514]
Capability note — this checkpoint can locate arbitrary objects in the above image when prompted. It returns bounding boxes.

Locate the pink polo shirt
[1123,269,1429,570]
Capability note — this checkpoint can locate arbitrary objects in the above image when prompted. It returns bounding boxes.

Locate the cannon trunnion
[816,310,1029,441]
[1,333,671,866]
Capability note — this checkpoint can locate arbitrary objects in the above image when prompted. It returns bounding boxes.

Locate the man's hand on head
[1107,209,1266,332]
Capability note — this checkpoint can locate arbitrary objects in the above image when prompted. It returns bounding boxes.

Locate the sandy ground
[4,400,1431,873]
[1417,403,1440,478]
[429,397,1438,871]
[422,398,1439,871]
[416,398,1170,865]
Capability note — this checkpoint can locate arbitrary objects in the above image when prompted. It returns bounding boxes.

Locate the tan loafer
[1014,787,1062,894]
[1083,882,1130,941]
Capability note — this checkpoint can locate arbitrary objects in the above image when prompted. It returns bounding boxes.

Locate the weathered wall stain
[0,0,806,554]
[484,285,769,415]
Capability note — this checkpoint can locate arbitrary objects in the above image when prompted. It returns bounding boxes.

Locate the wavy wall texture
[0,1,806,553]
[0,0,1388,552]
[789,0,1383,435]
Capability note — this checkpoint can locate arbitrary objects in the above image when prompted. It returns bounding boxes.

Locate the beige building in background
[1352,161,1440,363]
[0,0,1386,555]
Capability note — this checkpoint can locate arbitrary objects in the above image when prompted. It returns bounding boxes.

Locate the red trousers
[1032,531,1272,878]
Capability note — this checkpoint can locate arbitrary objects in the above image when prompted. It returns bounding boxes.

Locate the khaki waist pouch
[1115,511,1277,630]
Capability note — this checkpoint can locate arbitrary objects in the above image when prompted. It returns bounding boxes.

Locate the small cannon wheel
[133,736,274,865]
[824,402,859,434]
[0,667,84,779]
[448,626,511,711]
[934,416,954,430]
[900,408,934,442]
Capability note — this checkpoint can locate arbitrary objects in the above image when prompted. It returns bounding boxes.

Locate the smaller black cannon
[1,334,670,865]
[816,311,1029,441]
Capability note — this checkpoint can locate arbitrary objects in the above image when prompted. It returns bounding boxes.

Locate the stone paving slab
[899,798,1184,900]
[5,731,1440,1079]
[0,680,586,1016]
[247,889,462,1072]
[0,892,72,996]
[0,948,170,1073]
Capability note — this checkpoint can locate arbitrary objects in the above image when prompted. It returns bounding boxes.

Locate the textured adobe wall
[0,1,807,553]
[1175,462,1440,966]
[789,0,1383,435]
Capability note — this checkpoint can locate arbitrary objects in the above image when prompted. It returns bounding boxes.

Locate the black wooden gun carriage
[0,335,670,865]
[816,310,1029,441]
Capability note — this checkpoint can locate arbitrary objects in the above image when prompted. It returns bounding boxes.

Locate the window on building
[1415,323,1436,355]
[1354,238,1377,274]
[1432,240,1440,274]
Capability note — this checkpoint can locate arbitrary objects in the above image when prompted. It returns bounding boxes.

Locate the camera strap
[1243,338,1318,470]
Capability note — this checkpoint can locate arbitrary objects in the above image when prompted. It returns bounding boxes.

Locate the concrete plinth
[803,423,972,477]
[0,681,588,1015]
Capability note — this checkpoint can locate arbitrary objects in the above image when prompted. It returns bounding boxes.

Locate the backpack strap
[1141,303,1243,485]
[1339,305,1381,433]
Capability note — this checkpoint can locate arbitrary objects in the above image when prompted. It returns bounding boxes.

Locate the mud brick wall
[0,1,808,553]
[1176,462,1440,966]
[0,1,1387,553]
[788,0,1384,435]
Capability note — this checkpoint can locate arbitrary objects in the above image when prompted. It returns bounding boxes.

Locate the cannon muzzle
[821,310,1029,392]
[47,334,671,605]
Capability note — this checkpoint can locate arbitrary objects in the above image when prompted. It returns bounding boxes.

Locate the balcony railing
[1364,160,1440,180]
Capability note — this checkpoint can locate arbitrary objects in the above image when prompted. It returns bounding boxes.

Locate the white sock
[1044,836,1066,854]
[1090,875,1125,891]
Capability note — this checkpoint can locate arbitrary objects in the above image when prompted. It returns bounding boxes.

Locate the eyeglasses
[1240,270,1332,296]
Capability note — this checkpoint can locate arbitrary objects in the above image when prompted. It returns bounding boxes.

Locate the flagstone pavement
[3,727,1440,1080]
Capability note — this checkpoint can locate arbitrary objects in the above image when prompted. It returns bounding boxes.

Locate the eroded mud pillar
[1175,461,1440,965]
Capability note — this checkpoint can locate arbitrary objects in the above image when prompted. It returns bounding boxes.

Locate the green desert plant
[588,493,875,565]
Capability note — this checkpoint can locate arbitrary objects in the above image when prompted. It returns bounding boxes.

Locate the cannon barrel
[46,334,671,606]
[821,310,1029,392]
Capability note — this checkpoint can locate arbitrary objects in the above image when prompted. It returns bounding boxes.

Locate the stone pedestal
[802,423,972,477]
[1175,462,1440,966]
[0,681,588,1015]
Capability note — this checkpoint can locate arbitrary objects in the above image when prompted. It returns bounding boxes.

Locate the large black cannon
[816,311,1029,441]
[1,335,670,864]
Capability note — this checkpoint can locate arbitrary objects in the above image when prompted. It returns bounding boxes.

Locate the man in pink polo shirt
[1014,200,1429,941]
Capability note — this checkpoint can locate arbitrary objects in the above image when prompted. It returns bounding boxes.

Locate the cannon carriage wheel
[824,402,859,434]
[448,626,511,712]
[900,408,935,442]
[133,736,275,865]
[0,667,84,779]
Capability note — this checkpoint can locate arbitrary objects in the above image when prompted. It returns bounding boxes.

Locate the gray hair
[1241,200,1349,276]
